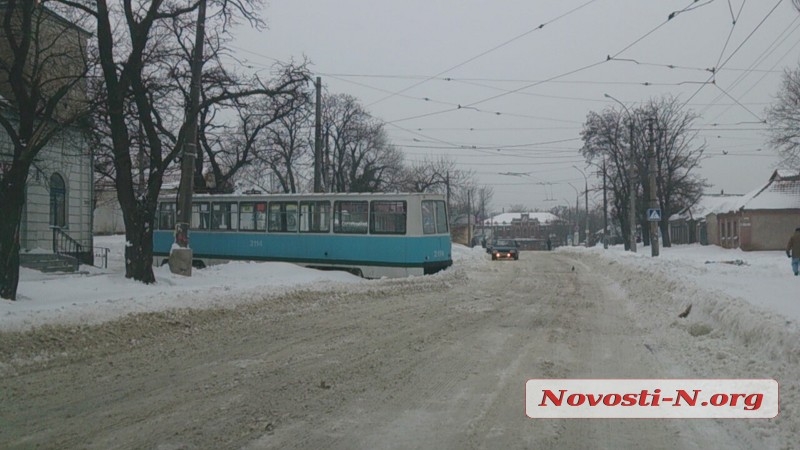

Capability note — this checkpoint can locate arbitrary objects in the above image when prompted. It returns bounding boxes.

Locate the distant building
[668,193,743,245]
[482,212,564,250]
[705,170,800,251]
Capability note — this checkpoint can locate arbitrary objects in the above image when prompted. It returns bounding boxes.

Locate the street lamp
[604,93,637,253]
[573,165,590,248]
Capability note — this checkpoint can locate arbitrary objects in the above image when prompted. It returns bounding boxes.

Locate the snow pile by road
[558,243,800,345]
[1,238,484,332]
[559,243,800,442]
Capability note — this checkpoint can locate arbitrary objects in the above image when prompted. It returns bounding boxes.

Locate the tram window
[333,201,368,234]
[191,202,210,229]
[211,202,238,231]
[434,200,448,233]
[158,202,176,230]
[300,201,331,233]
[268,202,298,232]
[240,202,267,231]
[370,201,406,235]
[421,201,436,235]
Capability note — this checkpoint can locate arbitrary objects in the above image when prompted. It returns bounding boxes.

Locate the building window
[50,173,66,228]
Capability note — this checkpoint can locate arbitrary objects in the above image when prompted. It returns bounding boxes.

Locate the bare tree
[581,108,641,250]
[64,0,305,284]
[642,96,707,247]
[582,96,706,249]
[246,85,315,193]
[323,93,404,193]
[399,156,458,193]
[767,66,800,168]
[0,1,90,300]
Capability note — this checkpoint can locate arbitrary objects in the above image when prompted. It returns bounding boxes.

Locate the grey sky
[234,0,796,212]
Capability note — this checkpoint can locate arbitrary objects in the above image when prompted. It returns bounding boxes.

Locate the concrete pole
[313,77,322,192]
[170,0,207,276]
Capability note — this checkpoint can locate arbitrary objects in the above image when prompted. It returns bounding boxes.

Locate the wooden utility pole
[603,159,608,249]
[628,120,637,253]
[648,118,659,257]
[313,77,322,193]
[170,0,207,276]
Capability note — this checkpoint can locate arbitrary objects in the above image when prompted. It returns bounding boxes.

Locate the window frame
[239,201,267,232]
[369,200,407,235]
[333,200,369,234]
[300,200,331,233]
[268,201,299,233]
[211,202,238,231]
[158,202,176,231]
[191,202,210,230]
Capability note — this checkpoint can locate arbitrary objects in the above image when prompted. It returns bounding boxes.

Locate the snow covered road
[0,249,794,449]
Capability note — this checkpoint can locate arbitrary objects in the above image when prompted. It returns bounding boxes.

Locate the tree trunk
[660,220,671,247]
[0,177,25,300]
[120,200,156,284]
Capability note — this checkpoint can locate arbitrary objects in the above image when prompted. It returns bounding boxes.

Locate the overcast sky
[233,0,797,212]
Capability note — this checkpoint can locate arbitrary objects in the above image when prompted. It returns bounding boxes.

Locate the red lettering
[709,393,728,406]
[674,389,699,406]
[586,394,603,406]
[603,393,622,406]
[567,393,585,406]
[728,393,745,406]
[538,389,566,406]
[621,393,638,406]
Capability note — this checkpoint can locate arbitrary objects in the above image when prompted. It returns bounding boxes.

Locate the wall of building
[741,210,799,251]
[13,128,93,252]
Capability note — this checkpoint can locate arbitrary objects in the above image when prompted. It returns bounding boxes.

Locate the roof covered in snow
[712,169,800,213]
[670,194,744,221]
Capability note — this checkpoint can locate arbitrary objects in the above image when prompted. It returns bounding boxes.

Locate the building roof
[483,212,561,226]
[738,169,800,210]
[670,194,744,221]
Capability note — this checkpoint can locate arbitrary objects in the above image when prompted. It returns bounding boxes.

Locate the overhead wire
[682,0,784,106]
[365,0,602,108]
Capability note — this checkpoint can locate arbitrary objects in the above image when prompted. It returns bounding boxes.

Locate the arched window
[50,173,66,228]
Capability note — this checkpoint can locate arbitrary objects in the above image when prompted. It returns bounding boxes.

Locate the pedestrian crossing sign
[647,208,661,221]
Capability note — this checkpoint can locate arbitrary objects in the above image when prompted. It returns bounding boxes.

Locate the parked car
[489,238,520,261]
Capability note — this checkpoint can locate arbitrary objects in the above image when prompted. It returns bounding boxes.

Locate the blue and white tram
[152,192,453,278]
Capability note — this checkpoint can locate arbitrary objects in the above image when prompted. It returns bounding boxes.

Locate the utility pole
[573,165,590,248]
[575,194,579,246]
[170,0,206,276]
[445,171,451,226]
[628,120,637,253]
[603,159,608,249]
[467,189,472,246]
[583,182,589,248]
[313,77,322,193]
[648,118,659,257]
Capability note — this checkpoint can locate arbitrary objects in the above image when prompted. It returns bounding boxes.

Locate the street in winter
[4,1,800,449]
[1,236,798,449]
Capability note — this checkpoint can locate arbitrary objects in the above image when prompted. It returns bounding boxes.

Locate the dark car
[489,239,520,261]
